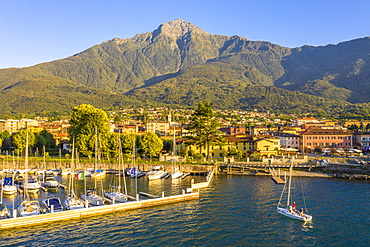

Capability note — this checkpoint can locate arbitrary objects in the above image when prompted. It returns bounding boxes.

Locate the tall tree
[138,132,163,159]
[12,129,36,155]
[68,104,110,158]
[185,100,225,161]
[35,130,56,152]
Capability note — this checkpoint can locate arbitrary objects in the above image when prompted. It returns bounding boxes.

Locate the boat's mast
[287,164,293,207]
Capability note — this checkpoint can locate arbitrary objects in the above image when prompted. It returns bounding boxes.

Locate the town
[1,106,369,161]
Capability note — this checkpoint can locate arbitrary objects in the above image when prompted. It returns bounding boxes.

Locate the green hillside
[0,19,369,115]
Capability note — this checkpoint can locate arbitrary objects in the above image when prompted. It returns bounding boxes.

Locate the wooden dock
[0,192,199,230]
[271,176,286,184]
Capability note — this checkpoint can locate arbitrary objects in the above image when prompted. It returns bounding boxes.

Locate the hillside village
[1,107,370,160]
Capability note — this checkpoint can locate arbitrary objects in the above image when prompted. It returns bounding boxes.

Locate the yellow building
[178,135,281,159]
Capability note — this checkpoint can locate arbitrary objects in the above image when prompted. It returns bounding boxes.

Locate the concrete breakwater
[0,192,200,230]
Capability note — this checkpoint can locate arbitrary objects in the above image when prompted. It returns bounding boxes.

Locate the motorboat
[42,197,64,213]
[147,166,166,181]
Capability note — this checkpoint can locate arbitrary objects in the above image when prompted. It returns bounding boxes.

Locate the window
[325,137,329,139]
[307,143,311,146]
[307,137,311,139]
[313,143,317,146]
[319,137,323,139]
[313,137,317,139]
[338,137,343,139]
[332,137,336,139]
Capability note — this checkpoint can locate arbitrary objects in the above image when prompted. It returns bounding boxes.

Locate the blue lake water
[0,174,369,246]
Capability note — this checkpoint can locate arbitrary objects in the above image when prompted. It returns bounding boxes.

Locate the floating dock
[0,192,199,230]
[271,176,286,184]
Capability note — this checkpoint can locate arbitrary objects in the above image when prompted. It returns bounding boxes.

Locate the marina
[0,167,212,230]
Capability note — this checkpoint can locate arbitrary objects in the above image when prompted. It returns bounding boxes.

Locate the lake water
[0,174,369,246]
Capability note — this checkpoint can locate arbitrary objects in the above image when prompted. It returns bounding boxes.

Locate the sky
[0,0,369,69]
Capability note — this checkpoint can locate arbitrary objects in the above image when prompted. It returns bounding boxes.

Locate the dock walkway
[0,192,199,230]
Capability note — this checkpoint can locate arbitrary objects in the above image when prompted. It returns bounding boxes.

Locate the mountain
[0,19,369,115]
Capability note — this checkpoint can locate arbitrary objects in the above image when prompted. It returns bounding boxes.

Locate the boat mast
[287,164,293,208]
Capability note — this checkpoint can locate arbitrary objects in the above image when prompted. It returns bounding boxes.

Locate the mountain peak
[153,19,206,39]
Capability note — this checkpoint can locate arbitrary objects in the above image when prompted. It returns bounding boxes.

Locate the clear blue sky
[1,0,369,69]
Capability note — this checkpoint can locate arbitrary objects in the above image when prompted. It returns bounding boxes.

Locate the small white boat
[2,177,17,195]
[0,204,11,219]
[81,189,104,206]
[147,166,166,181]
[104,191,128,203]
[64,195,85,210]
[171,170,183,179]
[91,169,106,177]
[18,200,41,217]
[42,197,64,212]
[62,168,72,175]
[42,176,59,188]
[23,176,42,193]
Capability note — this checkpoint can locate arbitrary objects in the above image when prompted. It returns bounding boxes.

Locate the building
[218,126,247,135]
[0,119,40,133]
[300,127,352,153]
[292,117,319,127]
[146,120,171,136]
[352,132,370,150]
[274,132,300,150]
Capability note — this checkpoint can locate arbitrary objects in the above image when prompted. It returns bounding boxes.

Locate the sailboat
[2,175,17,195]
[170,125,183,179]
[104,133,128,203]
[81,130,105,206]
[18,132,41,217]
[64,140,85,210]
[0,179,11,219]
[277,164,312,222]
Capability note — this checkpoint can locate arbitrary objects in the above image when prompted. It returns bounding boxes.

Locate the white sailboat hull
[171,171,183,179]
[277,207,312,222]
[64,196,85,210]
[3,185,17,195]
[104,191,128,203]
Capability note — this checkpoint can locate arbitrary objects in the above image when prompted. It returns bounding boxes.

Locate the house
[274,132,300,150]
[300,127,352,153]
[352,131,370,151]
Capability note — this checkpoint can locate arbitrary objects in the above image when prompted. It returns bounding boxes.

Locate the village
[1,107,369,161]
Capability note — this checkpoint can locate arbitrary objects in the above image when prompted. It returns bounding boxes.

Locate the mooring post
[85,200,88,208]
[136,194,139,201]
[13,209,17,218]
[162,191,164,197]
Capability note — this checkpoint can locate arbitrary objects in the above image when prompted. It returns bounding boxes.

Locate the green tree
[138,132,163,159]
[12,129,35,155]
[185,100,225,161]
[0,130,11,139]
[68,104,110,158]
[35,130,56,152]
[1,137,12,151]
[121,133,137,155]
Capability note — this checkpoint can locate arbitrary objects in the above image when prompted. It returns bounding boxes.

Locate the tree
[185,100,225,161]
[68,104,110,158]
[35,130,56,152]
[1,137,12,151]
[12,129,35,155]
[138,132,163,159]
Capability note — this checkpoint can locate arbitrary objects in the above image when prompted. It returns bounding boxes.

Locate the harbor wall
[0,192,199,230]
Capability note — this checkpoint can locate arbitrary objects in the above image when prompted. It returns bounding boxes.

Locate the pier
[0,192,199,230]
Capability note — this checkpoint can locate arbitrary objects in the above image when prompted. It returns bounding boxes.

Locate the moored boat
[147,166,166,181]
